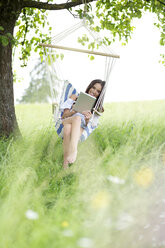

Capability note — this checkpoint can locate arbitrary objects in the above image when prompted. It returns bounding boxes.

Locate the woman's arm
[61,94,78,119]
[61,109,76,119]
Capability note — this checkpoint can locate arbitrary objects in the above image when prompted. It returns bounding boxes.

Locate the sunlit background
[14,10,165,103]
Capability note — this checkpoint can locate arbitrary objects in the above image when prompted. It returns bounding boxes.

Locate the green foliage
[5,0,163,67]
[78,34,89,46]
[94,0,165,46]
[14,8,51,66]
[159,53,165,65]
[0,31,14,47]
[73,0,165,64]
[0,34,9,46]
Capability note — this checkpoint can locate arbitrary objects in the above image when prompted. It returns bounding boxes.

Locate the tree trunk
[0,3,20,137]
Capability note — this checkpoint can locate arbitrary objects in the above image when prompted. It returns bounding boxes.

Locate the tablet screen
[73,92,96,112]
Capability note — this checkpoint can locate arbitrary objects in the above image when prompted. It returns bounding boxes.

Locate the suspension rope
[41,11,120,116]
[51,21,84,44]
[41,18,120,59]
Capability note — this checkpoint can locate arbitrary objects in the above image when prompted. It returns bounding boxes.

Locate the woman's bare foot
[67,149,77,164]
[63,164,69,169]
[63,159,69,169]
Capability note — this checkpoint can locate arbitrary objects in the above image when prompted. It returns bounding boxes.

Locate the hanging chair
[39,18,120,141]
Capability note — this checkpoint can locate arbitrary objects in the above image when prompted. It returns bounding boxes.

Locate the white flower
[62,229,74,237]
[159,212,165,218]
[153,225,160,232]
[116,213,134,230]
[144,224,150,229]
[107,175,125,184]
[138,235,143,240]
[25,209,39,220]
[77,237,94,248]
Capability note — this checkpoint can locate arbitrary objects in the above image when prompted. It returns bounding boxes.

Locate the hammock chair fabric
[40,18,120,141]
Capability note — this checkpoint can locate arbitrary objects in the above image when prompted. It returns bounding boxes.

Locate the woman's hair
[85,79,106,113]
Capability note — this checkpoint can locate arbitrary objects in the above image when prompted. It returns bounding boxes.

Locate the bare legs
[62,115,83,169]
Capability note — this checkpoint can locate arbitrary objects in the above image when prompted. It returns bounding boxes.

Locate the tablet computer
[73,92,96,112]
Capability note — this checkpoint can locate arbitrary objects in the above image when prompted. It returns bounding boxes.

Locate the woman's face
[88,83,102,98]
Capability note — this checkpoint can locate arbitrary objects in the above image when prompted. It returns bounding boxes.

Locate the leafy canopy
[2,0,164,65]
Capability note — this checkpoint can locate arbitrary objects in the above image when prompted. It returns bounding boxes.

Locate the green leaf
[60,54,64,60]
[0,35,9,46]
[0,26,4,31]
[90,55,95,60]
[121,42,126,46]
[6,33,13,39]
[160,38,164,46]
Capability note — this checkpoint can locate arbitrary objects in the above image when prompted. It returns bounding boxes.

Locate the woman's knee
[73,115,81,123]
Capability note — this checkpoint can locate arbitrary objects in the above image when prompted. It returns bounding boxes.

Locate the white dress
[59,98,100,141]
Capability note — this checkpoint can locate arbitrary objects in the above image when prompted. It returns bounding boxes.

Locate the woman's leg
[67,116,81,163]
[62,116,83,165]
[63,123,71,168]
[67,126,84,164]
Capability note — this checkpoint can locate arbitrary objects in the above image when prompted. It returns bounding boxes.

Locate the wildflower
[61,221,69,227]
[153,225,160,232]
[62,229,74,237]
[143,224,150,229]
[107,175,125,184]
[138,235,143,240]
[25,209,39,220]
[77,237,94,248]
[134,167,154,187]
[159,212,165,218]
[91,191,109,209]
[116,213,134,230]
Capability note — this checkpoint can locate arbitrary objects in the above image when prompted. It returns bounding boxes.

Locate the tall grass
[0,100,165,248]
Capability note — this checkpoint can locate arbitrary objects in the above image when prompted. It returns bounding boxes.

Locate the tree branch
[157,0,165,6]
[21,0,96,10]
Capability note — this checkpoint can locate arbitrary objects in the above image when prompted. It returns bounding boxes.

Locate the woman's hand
[82,111,92,119]
[82,111,92,124]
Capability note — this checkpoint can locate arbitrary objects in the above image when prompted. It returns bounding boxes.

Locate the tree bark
[22,0,96,10]
[0,1,20,137]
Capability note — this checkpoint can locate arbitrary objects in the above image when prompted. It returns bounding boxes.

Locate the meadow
[0,100,165,248]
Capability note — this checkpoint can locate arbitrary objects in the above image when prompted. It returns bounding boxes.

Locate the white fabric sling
[40,18,120,141]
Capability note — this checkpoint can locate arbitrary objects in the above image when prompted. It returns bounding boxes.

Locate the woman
[60,79,105,169]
